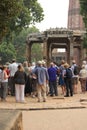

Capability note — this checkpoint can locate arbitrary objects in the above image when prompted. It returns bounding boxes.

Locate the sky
[35,0,69,31]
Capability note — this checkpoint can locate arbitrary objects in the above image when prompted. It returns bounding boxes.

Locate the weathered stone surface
[0,110,23,130]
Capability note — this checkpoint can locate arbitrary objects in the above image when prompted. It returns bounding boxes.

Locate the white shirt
[9,62,18,77]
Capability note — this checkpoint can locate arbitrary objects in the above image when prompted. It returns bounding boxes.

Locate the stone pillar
[66,45,70,64]
[43,41,47,58]
[49,44,52,60]
[79,40,84,64]
[69,37,74,65]
[43,40,50,66]
[47,43,50,66]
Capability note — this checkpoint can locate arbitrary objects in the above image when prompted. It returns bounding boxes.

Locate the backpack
[74,65,79,75]
[66,68,73,79]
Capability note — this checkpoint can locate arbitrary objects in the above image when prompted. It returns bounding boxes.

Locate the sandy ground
[23,109,87,130]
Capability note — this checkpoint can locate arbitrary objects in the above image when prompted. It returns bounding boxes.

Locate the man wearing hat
[33,61,49,102]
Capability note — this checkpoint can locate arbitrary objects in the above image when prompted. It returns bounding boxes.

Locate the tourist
[23,61,31,96]
[0,65,9,101]
[9,59,18,96]
[71,60,79,94]
[14,64,27,103]
[58,60,66,95]
[33,61,49,102]
[82,60,87,91]
[79,65,87,93]
[64,63,73,97]
[30,62,37,98]
[48,62,58,96]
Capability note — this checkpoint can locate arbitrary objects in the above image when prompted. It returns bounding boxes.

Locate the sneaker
[43,100,46,102]
[37,100,41,102]
[64,95,69,97]
[2,99,7,102]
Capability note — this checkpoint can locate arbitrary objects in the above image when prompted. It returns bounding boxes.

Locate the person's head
[81,65,85,69]
[41,60,46,67]
[23,61,28,67]
[64,63,70,68]
[6,62,10,66]
[72,60,76,64]
[18,64,24,71]
[50,62,54,67]
[32,62,36,66]
[82,60,86,65]
[2,65,7,70]
[37,61,42,67]
[12,59,16,63]
[61,60,65,65]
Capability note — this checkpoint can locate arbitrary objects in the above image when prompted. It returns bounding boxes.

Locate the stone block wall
[0,110,23,130]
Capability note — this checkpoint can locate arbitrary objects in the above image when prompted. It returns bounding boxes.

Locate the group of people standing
[0,58,87,103]
[59,59,87,97]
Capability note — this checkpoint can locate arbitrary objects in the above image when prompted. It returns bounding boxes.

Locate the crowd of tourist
[0,58,87,103]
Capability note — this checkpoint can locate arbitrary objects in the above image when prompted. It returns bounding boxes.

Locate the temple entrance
[26,28,85,66]
[52,48,66,64]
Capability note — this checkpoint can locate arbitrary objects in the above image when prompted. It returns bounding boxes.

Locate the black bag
[74,66,79,75]
[66,68,73,79]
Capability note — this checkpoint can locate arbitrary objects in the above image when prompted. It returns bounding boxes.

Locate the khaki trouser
[37,84,46,101]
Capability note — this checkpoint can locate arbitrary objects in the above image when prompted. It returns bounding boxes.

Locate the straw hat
[82,60,86,65]
[64,63,70,68]
[37,61,42,65]
[82,65,85,68]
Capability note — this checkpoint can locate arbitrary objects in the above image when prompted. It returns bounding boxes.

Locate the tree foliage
[83,37,87,48]
[80,0,87,29]
[31,43,43,62]
[80,0,87,48]
[13,26,41,63]
[0,42,16,64]
[0,0,22,41]
[0,0,44,41]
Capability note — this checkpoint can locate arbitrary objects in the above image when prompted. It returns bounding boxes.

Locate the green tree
[0,42,16,64]
[80,0,87,29]
[80,0,87,48]
[0,0,22,41]
[0,0,44,42]
[31,43,43,62]
[13,26,41,63]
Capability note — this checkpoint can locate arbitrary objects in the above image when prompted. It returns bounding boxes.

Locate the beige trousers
[37,84,46,101]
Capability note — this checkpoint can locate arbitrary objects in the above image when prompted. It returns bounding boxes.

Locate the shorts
[72,77,78,85]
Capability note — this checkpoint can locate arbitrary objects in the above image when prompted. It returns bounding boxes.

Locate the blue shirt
[48,67,57,82]
[33,66,49,85]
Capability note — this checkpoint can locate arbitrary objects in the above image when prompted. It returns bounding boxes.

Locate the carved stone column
[47,43,50,66]
[79,40,84,64]
[49,43,52,61]
[69,37,74,65]
[66,47,69,63]
[43,40,47,58]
